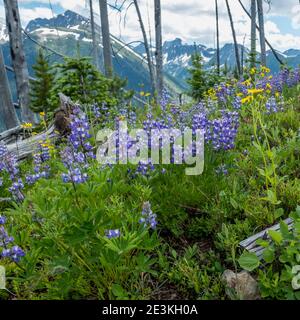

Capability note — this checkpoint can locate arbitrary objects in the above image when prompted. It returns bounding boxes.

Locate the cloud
[0,0,299,51]
[19,7,53,25]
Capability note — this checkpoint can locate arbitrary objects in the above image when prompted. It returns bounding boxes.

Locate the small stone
[222,269,260,300]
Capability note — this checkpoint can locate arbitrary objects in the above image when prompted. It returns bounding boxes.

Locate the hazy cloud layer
[0,0,299,51]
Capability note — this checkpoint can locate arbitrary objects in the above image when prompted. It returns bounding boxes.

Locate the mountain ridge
[1,10,300,99]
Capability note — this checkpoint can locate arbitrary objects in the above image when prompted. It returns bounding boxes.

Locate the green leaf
[111,284,127,299]
[256,239,269,248]
[171,249,177,259]
[280,221,293,240]
[263,246,275,263]
[257,168,266,177]
[238,251,260,272]
[268,230,283,245]
[230,198,239,209]
[274,208,284,219]
[266,190,281,205]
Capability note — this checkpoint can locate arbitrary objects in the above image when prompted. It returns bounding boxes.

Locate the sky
[1,0,300,52]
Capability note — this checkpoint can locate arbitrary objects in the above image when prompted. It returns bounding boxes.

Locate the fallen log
[6,125,57,161]
[0,126,23,144]
[239,218,294,260]
[1,94,80,162]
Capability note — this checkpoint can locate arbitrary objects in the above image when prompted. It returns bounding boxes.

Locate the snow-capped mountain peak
[25,10,90,33]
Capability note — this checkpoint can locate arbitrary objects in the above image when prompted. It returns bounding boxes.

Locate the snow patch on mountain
[0,18,8,43]
[33,28,81,41]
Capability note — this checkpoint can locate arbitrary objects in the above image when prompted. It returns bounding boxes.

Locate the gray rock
[222,269,260,300]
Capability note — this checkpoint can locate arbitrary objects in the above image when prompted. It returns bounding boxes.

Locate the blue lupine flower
[0,216,6,225]
[139,202,157,230]
[215,164,229,176]
[1,246,25,263]
[61,168,88,184]
[105,229,121,239]
[0,217,25,263]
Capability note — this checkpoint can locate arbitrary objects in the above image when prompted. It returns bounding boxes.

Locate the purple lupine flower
[215,164,229,175]
[135,160,155,177]
[60,109,94,185]
[0,216,25,263]
[0,216,6,225]
[92,104,101,118]
[24,141,51,187]
[105,229,121,239]
[1,246,25,263]
[233,96,242,110]
[0,226,14,246]
[0,143,19,179]
[0,143,24,201]
[69,112,92,153]
[265,96,284,115]
[139,202,158,230]
[61,168,88,184]
[8,179,25,202]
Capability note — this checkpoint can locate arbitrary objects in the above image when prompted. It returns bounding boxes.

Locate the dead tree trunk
[3,0,34,123]
[250,0,257,68]
[238,0,284,65]
[225,0,241,76]
[257,0,267,66]
[133,0,156,96]
[99,0,113,77]
[0,46,19,129]
[154,0,163,100]
[215,0,220,75]
[89,0,101,71]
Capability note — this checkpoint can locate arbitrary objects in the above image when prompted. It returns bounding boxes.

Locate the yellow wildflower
[21,122,33,129]
[247,88,264,95]
[40,112,45,117]
[266,83,272,90]
[250,67,256,75]
[241,96,254,104]
[261,66,271,73]
[242,79,252,87]
[208,88,216,96]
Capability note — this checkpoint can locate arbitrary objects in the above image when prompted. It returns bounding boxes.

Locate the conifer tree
[187,53,207,101]
[52,57,131,107]
[30,49,55,119]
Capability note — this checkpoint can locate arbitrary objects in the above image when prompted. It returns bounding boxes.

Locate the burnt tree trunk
[0,46,19,129]
[257,0,267,66]
[3,0,34,123]
[250,0,257,68]
[154,0,163,100]
[133,0,156,96]
[238,0,284,65]
[225,0,241,76]
[215,0,220,75]
[89,0,101,71]
[99,0,113,77]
